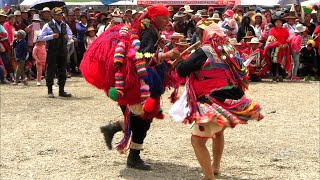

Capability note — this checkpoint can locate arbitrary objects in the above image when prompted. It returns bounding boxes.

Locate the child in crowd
[299,40,318,80]
[12,29,28,85]
[290,24,305,81]
[301,27,312,47]
[247,37,266,82]
[32,38,46,86]
[85,26,97,49]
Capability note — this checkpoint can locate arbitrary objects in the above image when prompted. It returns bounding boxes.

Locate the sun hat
[176,38,190,46]
[183,5,194,13]
[294,24,307,33]
[14,10,21,16]
[41,7,51,12]
[229,38,241,45]
[169,32,184,39]
[271,11,286,24]
[243,31,254,39]
[174,11,186,18]
[247,37,263,46]
[251,13,266,22]
[0,10,7,17]
[208,13,221,21]
[32,14,41,21]
[196,20,214,30]
[168,6,174,12]
[285,15,298,19]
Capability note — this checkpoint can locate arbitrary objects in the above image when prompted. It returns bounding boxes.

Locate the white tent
[65,1,104,6]
[240,0,279,6]
[108,0,137,6]
[301,0,320,6]
[20,0,37,6]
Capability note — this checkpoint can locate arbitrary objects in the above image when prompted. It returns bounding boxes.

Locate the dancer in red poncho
[80,5,181,170]
[264,11,291,82]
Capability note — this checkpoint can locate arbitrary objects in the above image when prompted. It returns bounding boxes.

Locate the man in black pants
[38,7,73,98]
[100,5,180,171]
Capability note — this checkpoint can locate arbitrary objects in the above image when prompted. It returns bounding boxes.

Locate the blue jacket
[13,39,28,61]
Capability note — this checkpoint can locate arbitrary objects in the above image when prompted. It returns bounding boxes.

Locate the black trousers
[120,106,152,145]
[46,49,67,88]
[270,63,286,77]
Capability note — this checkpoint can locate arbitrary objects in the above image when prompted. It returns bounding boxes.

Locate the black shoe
[100,122,122,150]
[278,76,283,82]
[59,91,72,97]
[127,149,152,171]
[48,93,55,98]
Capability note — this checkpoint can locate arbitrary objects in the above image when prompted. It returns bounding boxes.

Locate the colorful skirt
[189,95,264,138]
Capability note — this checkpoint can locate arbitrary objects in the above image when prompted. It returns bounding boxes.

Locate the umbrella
[31,0,66,10]
[277,0,308,5]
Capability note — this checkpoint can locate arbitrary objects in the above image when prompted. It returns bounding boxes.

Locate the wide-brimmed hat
[41,7,51,12]
[208,13,221,21]
[251,13,266,22]
[169,32,184,39]
[14,10,21,16]
[247,37,263,46]
[183,5,194,13]
[271,11,286,24]
[86,26,96,34]
[294,24,307,33]
[243,31,254,39]
[168,6,174,12]
[174,11,186,18]
[229,38,241,45]
[28,8,38,13]
[0,10,7,17]
[32,14,41,21]
[285,15,298,19]
[176,39,190,46]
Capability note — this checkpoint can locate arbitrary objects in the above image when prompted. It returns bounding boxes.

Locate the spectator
[76,12,89,66]
[290,24,305,80]
[40,7,51,24]
[237,16,255,42]
[162,22,174,40]
[301,27,312,47]
[173,12,188,37]
[299,40,318,78]
[85,26,96,49]
[14,10,26,31]
[12,30,28,85]
[38,7,73,98]
[73,7,81,21]
[21,9,30,27]
[3,14,16,44]
[67,11,77,37]
[251,13,266,38]
[32,38,46,86]
[303,13,316,35]
[96,14,112,36]
[283,15,298,38]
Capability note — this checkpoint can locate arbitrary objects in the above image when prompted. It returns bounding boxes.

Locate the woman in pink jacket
[290,24,305,81]
[32,39,46,86]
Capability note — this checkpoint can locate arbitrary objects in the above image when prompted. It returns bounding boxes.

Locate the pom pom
[108,87,119,101]
[132,40,141,47]
[143,97,156,113]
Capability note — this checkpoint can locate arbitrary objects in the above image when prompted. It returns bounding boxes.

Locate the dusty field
[0,77,319,180]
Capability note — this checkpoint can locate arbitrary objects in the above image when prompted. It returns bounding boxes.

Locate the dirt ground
[0,77,319,180]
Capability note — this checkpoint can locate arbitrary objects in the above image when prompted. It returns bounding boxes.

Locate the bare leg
[212,127,226,174]
[191,136,215,180]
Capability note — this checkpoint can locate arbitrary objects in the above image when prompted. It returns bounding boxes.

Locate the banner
[137,0,236,6]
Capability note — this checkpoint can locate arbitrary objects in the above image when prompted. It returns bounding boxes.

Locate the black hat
[271,11,286,24]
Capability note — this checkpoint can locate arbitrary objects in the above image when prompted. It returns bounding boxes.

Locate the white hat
[42,7,51,12]
[14,10,21,16]
[311,10,317,14]
[194,13,202,18]
[247,37,263,46]
[168,32,184,39]
[294,24,307,33]
[32,14,41,21]
[183,5,194,13]
[208,13,221,21]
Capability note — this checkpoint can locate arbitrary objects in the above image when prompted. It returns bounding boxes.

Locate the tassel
[107,72,124,101]
[116,107,131,154]
[135,52,148,79]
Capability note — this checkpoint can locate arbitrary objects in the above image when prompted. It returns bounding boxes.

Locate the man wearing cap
[38,7,73,98]
[21,9,30,27]
[174,11,188,37]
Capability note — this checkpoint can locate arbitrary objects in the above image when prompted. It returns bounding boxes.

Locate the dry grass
[0,77,319,180]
